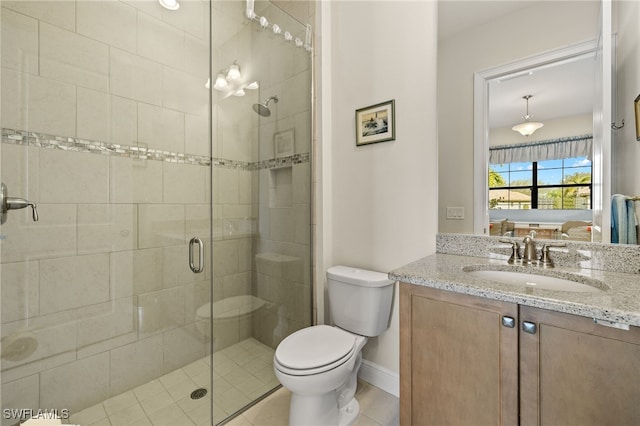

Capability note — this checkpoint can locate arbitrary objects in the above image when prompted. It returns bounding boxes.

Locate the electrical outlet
[446,207,465,220]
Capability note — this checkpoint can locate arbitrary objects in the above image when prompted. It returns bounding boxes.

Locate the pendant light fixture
[512,95,544,136]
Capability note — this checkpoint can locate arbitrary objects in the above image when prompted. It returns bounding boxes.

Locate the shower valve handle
[0,183,39,224]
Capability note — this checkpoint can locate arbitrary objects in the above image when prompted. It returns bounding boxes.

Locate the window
[489,157,592,210]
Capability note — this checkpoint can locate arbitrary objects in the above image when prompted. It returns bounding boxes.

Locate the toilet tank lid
[327,266,394,288]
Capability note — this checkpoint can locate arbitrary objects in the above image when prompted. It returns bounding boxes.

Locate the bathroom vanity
[391,234,640,425]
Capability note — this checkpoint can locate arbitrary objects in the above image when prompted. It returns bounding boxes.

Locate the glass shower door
[0,1,213,425]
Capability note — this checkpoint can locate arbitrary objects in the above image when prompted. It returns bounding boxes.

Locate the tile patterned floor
[68,338,278,426]
[226,380,399,426]
[67,337,399,426]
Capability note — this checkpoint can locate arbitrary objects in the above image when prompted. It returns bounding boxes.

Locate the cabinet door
[400,284,519,425]
[520,306,640,426]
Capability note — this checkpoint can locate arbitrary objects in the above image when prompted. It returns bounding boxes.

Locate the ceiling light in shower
[213,73,228,91]
[226,63,241,82]
[512,95,544,137]
[158,0,180,10]
[246,81,259,90]
[233,89,245,97]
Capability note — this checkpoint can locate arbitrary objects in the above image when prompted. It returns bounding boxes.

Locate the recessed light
[159,0,180,11]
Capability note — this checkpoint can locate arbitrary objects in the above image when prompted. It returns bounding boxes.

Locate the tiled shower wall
[211,1,312,350]
[1,0,211,419]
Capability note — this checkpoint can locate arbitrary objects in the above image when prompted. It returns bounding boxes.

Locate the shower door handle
[189,237,204,273]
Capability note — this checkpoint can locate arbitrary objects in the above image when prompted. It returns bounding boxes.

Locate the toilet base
[339,398,360,426]
[288,393,360,426]
[289,392,339,426]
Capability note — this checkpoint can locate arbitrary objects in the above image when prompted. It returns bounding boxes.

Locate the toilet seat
[275,325,357,376]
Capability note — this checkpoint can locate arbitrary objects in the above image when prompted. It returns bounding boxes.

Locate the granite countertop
[390,252,640,327]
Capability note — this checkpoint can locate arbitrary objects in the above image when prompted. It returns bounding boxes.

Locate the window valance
[489,134,592,164]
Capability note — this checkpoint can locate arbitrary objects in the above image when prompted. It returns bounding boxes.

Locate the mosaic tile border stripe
[2,128,309,171]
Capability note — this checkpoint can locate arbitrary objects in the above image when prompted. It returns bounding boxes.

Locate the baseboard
[358,359,399,398]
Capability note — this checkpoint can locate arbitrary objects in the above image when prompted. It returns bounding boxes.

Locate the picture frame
[355,99,395,146]
[274,129,295,158]
[635,94,640,142]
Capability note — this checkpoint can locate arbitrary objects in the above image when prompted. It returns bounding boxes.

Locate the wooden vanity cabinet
[400,283,519,425]
[519,306,640,426]
[400,283,640,425]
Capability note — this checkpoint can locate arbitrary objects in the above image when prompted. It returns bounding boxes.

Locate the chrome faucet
[521,235,537,264]
[500,236,566,268]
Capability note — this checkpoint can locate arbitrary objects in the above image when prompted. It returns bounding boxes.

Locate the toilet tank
[327,266,395,337]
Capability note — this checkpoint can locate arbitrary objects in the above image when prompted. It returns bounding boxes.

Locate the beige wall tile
[185,113,209,157]
[1,261,39,323]
[138,204,186,248]
[293,204,310,245]
[109,334,163,395]
[185,34,210,80]
[110,248,164,298]
[1,143,40,204]
[77,1,137,53]
[163,163,206,204]
[110,47,163,106]
[137,287,185,338]
[40,23,109,91]
[1,375,39,425]
[162,66,209,116]
[2,1,75,31]
[186,204,211,240]
[110,157,163,204]
[138,103,185,152]
[270,208,294,242]
[162,244,208,288]
[39,149,108,204]
[40,353,110,414]
[39,254,110,315]
[161,0,207,40]
[110,95,138,146]
[1,310,77,371]
[1,8,38,74]
[78,204,138,254]
[0,68,27,131]
[28,74,77,137]
[138,12,185,70]
[76,297,137,349]
[3,71,78,138]
[0,204,77,263]
[292,162,310,204]
[217,168,239,204]
[162,324,207,373]
[77,87,109,142]
[213,239,238,278]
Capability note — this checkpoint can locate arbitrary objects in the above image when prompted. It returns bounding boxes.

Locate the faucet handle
[499,238,521,264]
[539,242,567,267]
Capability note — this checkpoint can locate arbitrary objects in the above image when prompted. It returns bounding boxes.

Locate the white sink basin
[462,267,607,293]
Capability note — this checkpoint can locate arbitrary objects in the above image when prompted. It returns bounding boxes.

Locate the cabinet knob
[501,316,516,328]
[522,321,537,334]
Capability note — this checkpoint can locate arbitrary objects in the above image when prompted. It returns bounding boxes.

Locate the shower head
[253,96,279,117]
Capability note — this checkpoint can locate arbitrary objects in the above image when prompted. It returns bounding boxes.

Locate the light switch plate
[446,207,464,220]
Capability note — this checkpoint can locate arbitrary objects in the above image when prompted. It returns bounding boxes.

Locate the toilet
[273,266,395,426]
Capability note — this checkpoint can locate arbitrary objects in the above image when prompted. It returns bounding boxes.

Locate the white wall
[613,0,640,197]
[321,1,438,374]
[438,1,600,235]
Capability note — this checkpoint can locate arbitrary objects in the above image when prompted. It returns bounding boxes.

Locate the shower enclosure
[0,0,312,424]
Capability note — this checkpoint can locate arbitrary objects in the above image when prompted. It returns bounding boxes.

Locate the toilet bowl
[274,266,395,426]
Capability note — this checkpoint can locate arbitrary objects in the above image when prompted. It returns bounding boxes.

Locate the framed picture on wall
[274,129,295,158]
[355,99,396,146]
